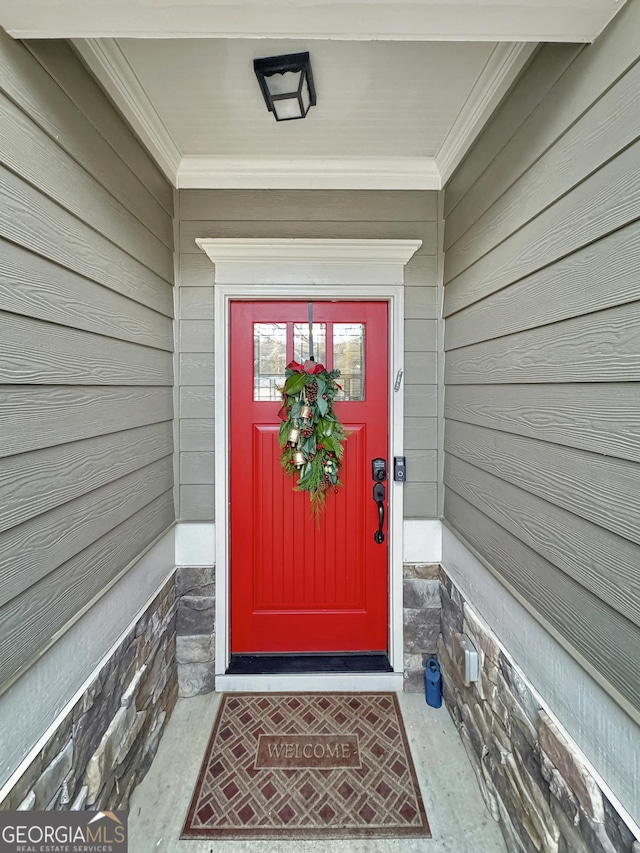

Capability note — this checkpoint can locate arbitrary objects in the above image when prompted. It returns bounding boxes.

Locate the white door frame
[197,238,421,691]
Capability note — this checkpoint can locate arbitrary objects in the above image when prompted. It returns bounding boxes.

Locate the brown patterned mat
[182,692,430,840]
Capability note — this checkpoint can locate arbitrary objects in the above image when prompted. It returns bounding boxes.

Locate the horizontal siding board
[0,164,173,317]
[179,189,437,222]
[403,483,438,518]
[0,32,173,232]
[180,485,214,521]
[0,386,173,458]
[444,44,581,218]
[0,312,174,385]
[181,287,214,320]
[445,384,640,463]
[445,420,640,547]
[405,385,437,418]
[445,219,640,350]
[0,239,173,350]
[403,253,438,289]
[179,419,214,452]
[180,386,215,419]
[0,422,173,534]
[445,301,640,385]
[0,491,174,690]
[0,91,173,283]
[404,418,437,450]
[445,455,640,626]
[25,39,173,220]
[444,139,640,315]
[180,320,214,353]
[445,57,640,278]
[405,320,437,352]
[180,451,215,485]
[0,457,173,607]
[404,285,438,319]
[405,449,438,482]
[404,352,437,386]
[444,491,640,721]
[180,221,437,255]
[179,353,215,386]
[178,253,215,287]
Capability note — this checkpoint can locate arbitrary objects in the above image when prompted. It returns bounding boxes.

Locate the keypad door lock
[372,458,387,482]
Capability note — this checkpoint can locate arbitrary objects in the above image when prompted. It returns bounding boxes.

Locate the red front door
[230,301,388,653]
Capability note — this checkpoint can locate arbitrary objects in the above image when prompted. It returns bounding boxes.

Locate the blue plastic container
[425,656,442,708]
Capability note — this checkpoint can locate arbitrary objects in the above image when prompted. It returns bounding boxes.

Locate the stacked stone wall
[176,566,216,697]
[0,577,178,812]
[439,569,639,853]
[403,563,441,692]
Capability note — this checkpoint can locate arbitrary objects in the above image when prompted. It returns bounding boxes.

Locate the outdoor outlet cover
[451,632,479,686]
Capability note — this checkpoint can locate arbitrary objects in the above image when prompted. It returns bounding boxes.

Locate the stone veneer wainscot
[439,569,639,853]
[403,563,441,692]
[0,578,177,812]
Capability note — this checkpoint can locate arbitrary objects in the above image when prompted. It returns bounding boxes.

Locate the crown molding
[72,38,181,183]
[178,156,441,190]
[196,238,423,266]
[436,42,537,186]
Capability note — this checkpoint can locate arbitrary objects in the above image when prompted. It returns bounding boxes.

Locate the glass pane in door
[293,323,326,366]
[334,323,365,400]
[254,323,287,400]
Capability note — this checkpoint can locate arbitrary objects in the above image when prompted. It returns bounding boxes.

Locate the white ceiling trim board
[178,156,441,190]
[5,1,626,41]
[435,41,537,186]
[72,38,181,182]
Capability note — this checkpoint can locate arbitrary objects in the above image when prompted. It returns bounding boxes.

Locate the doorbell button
[394,456,406,482]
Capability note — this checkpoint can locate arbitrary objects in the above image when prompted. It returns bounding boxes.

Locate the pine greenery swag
[278,359,347,517]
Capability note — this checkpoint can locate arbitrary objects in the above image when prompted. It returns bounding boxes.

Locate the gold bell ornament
[287,427,300,446]
[300,405,313,420]
[292,450,306,468]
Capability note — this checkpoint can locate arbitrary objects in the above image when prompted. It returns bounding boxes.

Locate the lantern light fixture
[253,51,316,121]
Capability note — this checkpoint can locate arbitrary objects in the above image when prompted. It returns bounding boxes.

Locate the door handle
[373,482,385,544]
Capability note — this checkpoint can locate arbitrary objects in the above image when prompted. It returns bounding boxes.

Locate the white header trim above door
[200,238,420,685]
[197,238,423,265]
[196,238,423,285]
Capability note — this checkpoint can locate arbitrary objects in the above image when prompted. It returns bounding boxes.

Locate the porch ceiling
[0,1,628,190]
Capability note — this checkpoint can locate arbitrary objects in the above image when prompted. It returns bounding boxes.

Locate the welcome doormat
[182,692,430,840]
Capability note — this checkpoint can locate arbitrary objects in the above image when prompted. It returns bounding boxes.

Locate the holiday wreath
[278,359,347,517]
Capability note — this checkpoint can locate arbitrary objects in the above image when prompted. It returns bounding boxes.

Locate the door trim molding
[199,238,421,684]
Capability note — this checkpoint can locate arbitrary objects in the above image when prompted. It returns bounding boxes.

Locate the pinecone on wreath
[305,380,319,402]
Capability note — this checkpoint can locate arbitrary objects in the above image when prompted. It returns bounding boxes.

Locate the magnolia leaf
[285,372,308,395]
[279,420,290,445]
[317,396,328,416]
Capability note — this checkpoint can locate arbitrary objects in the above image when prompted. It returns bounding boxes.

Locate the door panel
[230,301,388,653]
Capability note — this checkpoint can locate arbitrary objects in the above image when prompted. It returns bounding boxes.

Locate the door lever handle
[373,482,385,544]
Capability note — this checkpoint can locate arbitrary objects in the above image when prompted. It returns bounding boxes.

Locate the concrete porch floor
[129,691,508,852]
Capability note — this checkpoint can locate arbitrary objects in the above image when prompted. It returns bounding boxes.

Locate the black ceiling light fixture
[253,51,316,121]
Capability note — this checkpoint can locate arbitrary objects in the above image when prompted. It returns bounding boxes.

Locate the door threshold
[215,672,404,693]
[226,653,393,675]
